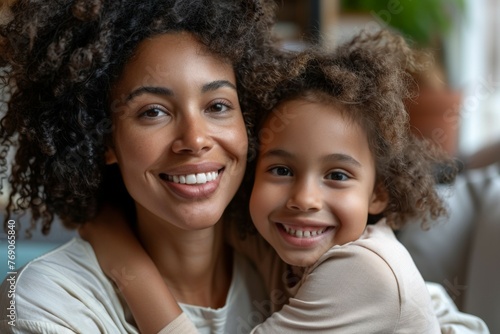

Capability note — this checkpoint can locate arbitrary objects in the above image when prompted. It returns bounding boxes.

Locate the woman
[0,0,277,333]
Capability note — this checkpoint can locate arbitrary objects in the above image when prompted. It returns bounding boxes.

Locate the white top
[0,237,268,333]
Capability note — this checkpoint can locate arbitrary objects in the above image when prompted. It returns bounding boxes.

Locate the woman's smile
[159,166,224,200]
[162,170,220,185]
[107,32,248,231]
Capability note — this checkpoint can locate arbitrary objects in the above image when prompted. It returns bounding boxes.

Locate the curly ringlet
[0,0,278,234]
[243,30,459,230]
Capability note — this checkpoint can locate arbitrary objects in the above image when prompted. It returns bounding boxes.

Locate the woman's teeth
[283,225,327,238]
[167,171,219,185]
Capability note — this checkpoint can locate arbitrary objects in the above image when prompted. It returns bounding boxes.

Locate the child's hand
[80,205,185,333]
[79,204,149,281]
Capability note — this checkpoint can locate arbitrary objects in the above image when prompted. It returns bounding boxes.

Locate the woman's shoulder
[12,237,100,282]
[0,238,135,333]
[3,237,116,301]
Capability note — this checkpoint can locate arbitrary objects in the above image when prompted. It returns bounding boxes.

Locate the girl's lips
[281,223,329,238]
[276,223,334,247]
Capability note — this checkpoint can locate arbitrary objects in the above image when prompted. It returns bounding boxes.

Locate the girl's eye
[139,106,167,119]
[326,171,349,181]
[269,166,293,177]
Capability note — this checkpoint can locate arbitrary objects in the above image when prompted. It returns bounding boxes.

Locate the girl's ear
[105,147,118,165]
[368,184,389,215]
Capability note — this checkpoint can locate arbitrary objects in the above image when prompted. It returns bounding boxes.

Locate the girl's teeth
[283,225,327,238]
[168,171,218,185]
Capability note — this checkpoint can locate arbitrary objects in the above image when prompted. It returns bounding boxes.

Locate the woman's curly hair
[244,30,459,230]
[0,0,277,234]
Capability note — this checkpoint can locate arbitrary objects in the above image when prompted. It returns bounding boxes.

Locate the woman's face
[107,32,248,231]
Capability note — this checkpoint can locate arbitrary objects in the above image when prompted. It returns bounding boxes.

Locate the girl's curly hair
[244,30,459,230]
[0,0,277,234]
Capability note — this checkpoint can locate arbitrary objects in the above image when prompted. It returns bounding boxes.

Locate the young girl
[82,30,490,333]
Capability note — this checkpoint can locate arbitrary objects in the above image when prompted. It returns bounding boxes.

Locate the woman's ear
[105,147,118,165]
[368,184,389,215]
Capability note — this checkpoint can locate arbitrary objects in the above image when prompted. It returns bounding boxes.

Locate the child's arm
[226,224,402,332]
[245,245,403,333]
[79,205,197,334]
[248,246,488,334]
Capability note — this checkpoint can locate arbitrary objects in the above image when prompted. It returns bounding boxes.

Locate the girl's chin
[279,252,321,268]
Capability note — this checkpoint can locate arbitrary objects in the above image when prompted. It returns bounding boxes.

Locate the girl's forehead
[260,97,371,151]
[263,98,358,138]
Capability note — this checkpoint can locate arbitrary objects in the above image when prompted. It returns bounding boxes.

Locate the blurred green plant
[340,0,465,47]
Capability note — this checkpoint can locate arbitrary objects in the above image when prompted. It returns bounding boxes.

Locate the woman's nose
[171,114,213,155]
[286,178,323,212]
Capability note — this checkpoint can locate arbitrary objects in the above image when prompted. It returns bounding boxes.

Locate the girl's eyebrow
[261,149,362,168]
[260,149,293,159]
[125,80,237,102]
[323,153,362,168]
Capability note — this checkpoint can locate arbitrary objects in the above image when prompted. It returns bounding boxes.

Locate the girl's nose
[286,178,323,212]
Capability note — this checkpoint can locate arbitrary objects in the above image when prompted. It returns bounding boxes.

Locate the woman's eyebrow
[126,86,173,102]
[201,80,237,93]
[125,80,236,102]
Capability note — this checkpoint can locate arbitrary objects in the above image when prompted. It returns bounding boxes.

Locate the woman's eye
[207,101,231,113]
[139,107,167,119]
[326,171,349,181]
[269,166,293,177]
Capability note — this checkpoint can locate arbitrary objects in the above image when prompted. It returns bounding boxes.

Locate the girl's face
[107,32,248,231]
[249,98,387,267]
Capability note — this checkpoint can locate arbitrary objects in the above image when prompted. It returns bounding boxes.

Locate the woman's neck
[135,208,232,308]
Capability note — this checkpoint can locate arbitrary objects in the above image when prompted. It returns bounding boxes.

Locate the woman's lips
[159,168,223,200]
[160,170,219,185]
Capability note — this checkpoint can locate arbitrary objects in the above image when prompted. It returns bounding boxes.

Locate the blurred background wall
[272,0,500,159]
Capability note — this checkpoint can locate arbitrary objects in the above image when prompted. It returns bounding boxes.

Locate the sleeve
[0,257,136,334]
[0,320,77,334]
[157,313,199,334]
[426,282,490,334]
[0,273,92,334]
[249,245,401,333]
